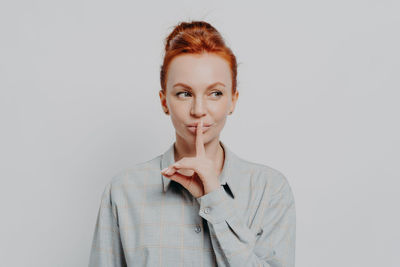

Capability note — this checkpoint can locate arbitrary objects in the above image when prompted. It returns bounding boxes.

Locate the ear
[159,90,169,114]
[230,90,239,113]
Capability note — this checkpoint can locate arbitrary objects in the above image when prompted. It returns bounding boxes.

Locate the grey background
[1,0,399,266]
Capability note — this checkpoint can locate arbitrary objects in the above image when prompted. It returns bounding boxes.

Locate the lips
[186,122,212,127]
[187,125,211,134]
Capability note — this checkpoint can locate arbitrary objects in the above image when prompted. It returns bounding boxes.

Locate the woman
[89,21,296,267]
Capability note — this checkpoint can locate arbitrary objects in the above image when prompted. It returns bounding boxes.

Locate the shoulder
[103,154,163,195]
[233,154,295,201]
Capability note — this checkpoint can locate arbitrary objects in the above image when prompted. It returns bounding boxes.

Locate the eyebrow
[173,82,226,90]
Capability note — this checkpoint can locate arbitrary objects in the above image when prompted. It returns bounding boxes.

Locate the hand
[160,118,221,198]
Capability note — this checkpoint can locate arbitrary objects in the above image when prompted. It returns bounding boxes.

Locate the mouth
[186,123,212,127]
[187,125,211,134]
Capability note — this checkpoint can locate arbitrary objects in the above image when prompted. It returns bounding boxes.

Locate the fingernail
[161,167,168,172]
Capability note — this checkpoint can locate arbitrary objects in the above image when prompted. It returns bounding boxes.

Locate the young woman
[89,21,296,267]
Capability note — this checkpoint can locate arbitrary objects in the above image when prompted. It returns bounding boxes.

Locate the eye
[175,91,223,98]
[211,91,223,97]
[176,91,191,98]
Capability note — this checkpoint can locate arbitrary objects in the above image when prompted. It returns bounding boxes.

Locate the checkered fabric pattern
[89,140,296,266]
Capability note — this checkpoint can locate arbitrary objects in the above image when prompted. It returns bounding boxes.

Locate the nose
[190,97,207,117]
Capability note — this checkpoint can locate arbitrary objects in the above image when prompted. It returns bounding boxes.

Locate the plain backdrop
[0,0,399,266]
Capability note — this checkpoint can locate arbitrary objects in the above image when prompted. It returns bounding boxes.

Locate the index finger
[196,118,205,157]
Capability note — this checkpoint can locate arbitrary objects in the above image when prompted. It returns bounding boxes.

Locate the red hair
[160,21,238,94]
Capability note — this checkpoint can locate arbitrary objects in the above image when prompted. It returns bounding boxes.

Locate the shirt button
[204,207,211,214]
[194,225,201,233]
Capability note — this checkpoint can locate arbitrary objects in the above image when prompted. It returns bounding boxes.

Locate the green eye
[176,91,191,98]
[211,91,223,97]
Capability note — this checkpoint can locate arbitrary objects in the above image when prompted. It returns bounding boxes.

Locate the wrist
[203,181,221,195]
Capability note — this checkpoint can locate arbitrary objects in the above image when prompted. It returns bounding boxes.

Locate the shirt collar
[160,140,238,198]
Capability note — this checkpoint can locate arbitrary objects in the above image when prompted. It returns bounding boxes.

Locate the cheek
[209,102,230,119]
[171,103,186,113]
[169,102,189,123]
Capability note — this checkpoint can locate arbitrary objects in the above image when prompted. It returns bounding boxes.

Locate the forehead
[166,53,232,89]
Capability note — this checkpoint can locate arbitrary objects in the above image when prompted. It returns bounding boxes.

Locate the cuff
[196,185,236,224]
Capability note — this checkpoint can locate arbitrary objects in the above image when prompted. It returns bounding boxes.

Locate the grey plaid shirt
[89,141,296,266]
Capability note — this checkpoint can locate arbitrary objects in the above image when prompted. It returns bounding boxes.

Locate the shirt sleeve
[88,182,127,267]
[196,177,296,267]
